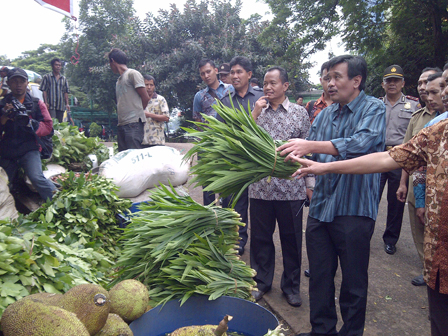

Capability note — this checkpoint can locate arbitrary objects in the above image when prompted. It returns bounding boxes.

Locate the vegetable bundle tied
[183,101,301,207]
[112,184,257,306]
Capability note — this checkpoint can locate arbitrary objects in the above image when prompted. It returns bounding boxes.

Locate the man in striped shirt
[40,58,70,123]
[279,55,386,336]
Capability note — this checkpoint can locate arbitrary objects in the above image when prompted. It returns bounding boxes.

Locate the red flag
[34,0,74,19]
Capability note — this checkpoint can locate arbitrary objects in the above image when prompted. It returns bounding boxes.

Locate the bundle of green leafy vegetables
[183,101,301,207]
[111,184,257,306]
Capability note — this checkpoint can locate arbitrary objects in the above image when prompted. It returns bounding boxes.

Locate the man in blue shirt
[278,55,386,336]
[193,59,232,206]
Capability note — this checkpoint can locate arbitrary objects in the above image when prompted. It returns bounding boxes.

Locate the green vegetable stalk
[183,101,301,207]
[111,184,257,306]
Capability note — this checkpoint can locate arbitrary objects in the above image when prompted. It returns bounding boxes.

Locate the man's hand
[252,96,268,120]
[416,207,425,225]
[66,104,70,112]
[289,157,326,179]
[277,139,311,161]
[396,183,407,202]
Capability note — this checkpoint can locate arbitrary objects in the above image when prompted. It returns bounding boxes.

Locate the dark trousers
[202,190,216,206]
[427,272,448,336]
[221,189,249,249]
[49,109,64,123]
[250,198,304,294]
[117,121,144,152]
[306,216,375,336]
[379,168,406,245]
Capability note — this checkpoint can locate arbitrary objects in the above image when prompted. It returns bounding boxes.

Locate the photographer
[0,68,55,201]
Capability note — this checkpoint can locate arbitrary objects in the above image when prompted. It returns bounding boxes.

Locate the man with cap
[379,65,419,255]
[218,63,232,84]
[0,68,56,201]
[0,66,10,98]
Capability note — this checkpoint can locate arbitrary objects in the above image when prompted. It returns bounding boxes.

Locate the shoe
[251,290,267,301]
[238,246,245,256]
[384,243,396,255]
[411,274,425,286]
[284,293,302,307]
[304,269,310,278]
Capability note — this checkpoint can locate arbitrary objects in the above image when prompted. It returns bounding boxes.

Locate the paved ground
[156,143,430,336]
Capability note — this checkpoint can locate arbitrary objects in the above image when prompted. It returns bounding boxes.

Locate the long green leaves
[111,184,256,306]
[183,101,300,207]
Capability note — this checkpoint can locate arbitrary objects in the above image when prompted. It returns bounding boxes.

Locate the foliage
[11,44,63,76]
[0,55,11,66]
[89,122,102,137]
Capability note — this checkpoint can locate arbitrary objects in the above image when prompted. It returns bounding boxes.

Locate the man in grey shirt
[108,48,150,152]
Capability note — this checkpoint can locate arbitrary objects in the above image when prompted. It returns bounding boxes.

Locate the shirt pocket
[397,110,412,133]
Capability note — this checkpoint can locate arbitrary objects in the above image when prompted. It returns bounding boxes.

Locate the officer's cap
[383,65,404,79]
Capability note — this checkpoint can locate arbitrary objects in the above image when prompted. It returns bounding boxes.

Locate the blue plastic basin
[129,295,278,336]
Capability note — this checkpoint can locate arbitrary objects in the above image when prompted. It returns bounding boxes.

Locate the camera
[0,97,30,127]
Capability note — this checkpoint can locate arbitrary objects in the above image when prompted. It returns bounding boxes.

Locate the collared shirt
[308,91,386,222]
[193,81,233,122]
[382,93,419,146]
[249,98,314,201]
[389,119,448,293]
[219,85,264,120]
[115,69,146,126]
[306,93,329,124]
[143,93,169,145]
[39,72,70,111]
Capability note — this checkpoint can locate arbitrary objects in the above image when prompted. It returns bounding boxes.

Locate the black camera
[0,97,30,127]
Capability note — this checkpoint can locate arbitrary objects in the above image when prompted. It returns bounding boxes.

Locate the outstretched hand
[289,156,326,179]
[277,138,310,161]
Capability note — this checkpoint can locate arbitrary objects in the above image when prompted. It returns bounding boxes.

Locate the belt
[385,145,395,151]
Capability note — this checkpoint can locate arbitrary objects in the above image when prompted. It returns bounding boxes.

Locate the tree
[0,55,11,66]
[11,44,62,76]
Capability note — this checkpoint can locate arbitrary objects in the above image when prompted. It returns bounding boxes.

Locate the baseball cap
[383,65,404,79]
[7,68,28,80]
[219,63,230,74]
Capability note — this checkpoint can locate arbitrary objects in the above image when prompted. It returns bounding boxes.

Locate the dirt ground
[162,143,431,336]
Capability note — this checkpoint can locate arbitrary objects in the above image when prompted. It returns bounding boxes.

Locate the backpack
[31,97,54,160]
[307,100,316,119]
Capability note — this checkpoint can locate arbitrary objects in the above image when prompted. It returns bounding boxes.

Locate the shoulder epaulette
[411,107,425,116]
[406,95,419,102]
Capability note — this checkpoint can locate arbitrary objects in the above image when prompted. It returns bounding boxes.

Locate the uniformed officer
[379,65,419,255]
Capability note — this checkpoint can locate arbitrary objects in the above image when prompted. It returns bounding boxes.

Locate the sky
[2,0,344,83]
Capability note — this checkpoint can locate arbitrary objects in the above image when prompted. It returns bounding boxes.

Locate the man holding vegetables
[249,66,313,307]
[278,55,386,336]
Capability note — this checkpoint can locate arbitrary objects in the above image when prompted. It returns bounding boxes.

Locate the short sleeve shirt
[143,94,169,145]
[193,81,232,122]
[39,72,70,111]
[389,119,448,293]
[219,85,264,120]
[116,69,146,126]
[249,98,313,201]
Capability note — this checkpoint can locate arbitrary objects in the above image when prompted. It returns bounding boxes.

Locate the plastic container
[129,295,278,336]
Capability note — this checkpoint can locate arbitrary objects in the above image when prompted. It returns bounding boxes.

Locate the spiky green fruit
[109,279,149,322]
[94,313,133,336]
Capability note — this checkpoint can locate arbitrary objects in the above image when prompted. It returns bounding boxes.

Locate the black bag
[307,100,316,119]
[31,97,54,160]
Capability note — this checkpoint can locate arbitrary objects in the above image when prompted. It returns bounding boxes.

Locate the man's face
[325,62,361,106]
[382,77,405,97]
[417,70,436,103]
[219,73,231,84]
[0,70,7,78]
[441,69,448,110]
[145,79,156,97]
[296,97,303,105]
[426,77,446,112]
[230,64,252,92]
[199,63,218,87]
[52,61,62,74]
[320,68,329,95]
[109,59,118,74]
[263,70,288,103]
[7,77,28,97]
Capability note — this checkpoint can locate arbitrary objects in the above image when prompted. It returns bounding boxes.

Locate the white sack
[0,167,18,220]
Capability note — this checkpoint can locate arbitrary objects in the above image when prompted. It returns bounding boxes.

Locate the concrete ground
[159,143,430,336]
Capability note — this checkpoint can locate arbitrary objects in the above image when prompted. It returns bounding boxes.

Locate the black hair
[229,56,252,73]
[421,67,442,74]
[320,61,329,76]
[143,74,156,86]
[51,58,61,67]
[108,48,128,65]
[266,66,289,84]
[327,55,367,91]
[250,78,259,85]
[198,59,216,69]
[427,72,443,82]
[443,63,448,71]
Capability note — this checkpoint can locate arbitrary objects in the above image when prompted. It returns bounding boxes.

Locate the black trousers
[117,121,144,152]
[221,189,249,249]
[250,198,304,294]
[202,190,216,206]
[427,272,448,336]
[307,216,375,336]
[379,168,406,245]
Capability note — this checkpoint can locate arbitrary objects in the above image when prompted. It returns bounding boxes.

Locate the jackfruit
[170,315,232,336]
[109,279,149,322]
[22,292,63,305]
[94,313,134,336]
[58,283,110,335]
[0,298,90,336]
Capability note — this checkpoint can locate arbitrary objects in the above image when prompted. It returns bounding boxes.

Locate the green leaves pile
[183,101,300,207]
[111,184,256,306]
[50,121,110,171]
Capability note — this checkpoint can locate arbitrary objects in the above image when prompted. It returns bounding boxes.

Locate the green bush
[89,122,102,138]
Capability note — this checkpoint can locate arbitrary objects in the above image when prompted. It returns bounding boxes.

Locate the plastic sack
[0,167,18,220]
[99,146,189,198]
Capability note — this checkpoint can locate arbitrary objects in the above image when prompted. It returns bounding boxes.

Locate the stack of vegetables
[183,101,301,207]
[112,184,257,306]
